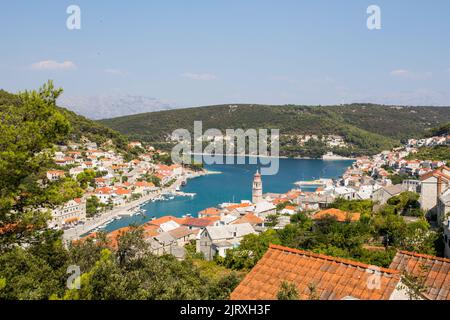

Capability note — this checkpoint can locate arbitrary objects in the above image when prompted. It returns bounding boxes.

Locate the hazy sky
[1,0,450,107]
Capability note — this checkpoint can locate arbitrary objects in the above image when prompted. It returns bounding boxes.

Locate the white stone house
[372,184,404,205]
[196,223,256,260]
[437,189,450,225]
[420,167,450,214]
[49,198,86,229]
[46,170,65,181]
[254,200,276,219]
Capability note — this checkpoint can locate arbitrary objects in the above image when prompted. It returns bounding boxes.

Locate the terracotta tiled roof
[114,188,131,195]
[232,213,264,225]
[142,224,160,237]
[225,203,253,211]
[106,227,132,249]
[47,170,65,175]
[147,216,184,227]
[389,250,450,300]
[181,217,216,228]
[202,216,221,223]
[420,166,450,181]
[230,244,400,300]
[272,198,289,205]
[199,207,222,216]
[0,223,19,235]
[313,208,361,222]
[135,181,155,187]
[286,190,302,200]
[168,226,196,239]
[95,187,113,194]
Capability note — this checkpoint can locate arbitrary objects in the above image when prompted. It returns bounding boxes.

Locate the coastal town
[3,0,450,311]
[43,129,450,275]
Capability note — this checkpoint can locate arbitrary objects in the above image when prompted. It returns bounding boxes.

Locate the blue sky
[1,0,450,108]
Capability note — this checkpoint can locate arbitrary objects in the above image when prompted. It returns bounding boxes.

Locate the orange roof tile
[135,181,155,187]
[420,166,450,181]
[142,224,160,237]
[313,208,361,222]
[389,250,450,300]
[114,188,131,195]
[168,226,196,239]
[95,187,113,194]
[226,203,253,211]
[272,198,290,205]
[232,213,264,225]
[181,217,216,228]
[230,244,400,300]
[106,227,131,249]
[0,223,19,235]
[147,216,184,227]
[47,170,65,175]
[199,207,222,216]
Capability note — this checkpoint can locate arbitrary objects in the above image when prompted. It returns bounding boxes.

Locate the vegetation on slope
[406,145,450,163]
[99,104,450,157]
[427,122,450,137]
[216,198,439,271]
[0,88,129,151]
[0,82,241,300]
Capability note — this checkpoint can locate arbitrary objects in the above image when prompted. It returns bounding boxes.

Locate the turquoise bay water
[102,158,354,232]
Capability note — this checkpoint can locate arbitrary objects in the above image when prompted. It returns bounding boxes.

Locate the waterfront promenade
[62,170,216,243]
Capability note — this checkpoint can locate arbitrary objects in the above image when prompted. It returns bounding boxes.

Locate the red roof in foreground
[230,244,400,300]
[389,250,450,300]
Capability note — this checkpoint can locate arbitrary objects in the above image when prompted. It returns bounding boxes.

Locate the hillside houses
[46,170,65,181]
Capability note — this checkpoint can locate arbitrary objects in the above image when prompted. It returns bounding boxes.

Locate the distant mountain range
[58,94,176,120]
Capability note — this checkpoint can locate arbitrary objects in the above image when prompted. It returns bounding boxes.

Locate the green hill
[99,104,450,157]
[0,89,129,151]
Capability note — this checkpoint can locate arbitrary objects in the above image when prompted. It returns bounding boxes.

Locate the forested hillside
[100,104,450,157]
[0,89,129,151]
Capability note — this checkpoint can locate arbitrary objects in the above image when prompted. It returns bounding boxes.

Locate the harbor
[62,169,217,242]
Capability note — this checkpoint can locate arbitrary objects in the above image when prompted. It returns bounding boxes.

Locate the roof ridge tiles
[397,250,450,263]
[268,244,401,275]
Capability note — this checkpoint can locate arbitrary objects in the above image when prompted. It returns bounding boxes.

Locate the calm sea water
[101,157,354,232]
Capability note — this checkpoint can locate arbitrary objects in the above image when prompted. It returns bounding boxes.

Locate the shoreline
[63,157,353,243]
[62,168,219,243]
[186,152,356,160]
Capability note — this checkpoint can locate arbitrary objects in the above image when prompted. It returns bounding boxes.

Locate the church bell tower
[252,170,263,204]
